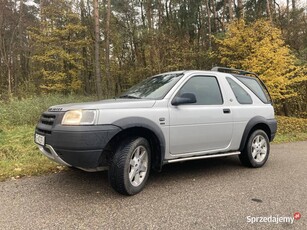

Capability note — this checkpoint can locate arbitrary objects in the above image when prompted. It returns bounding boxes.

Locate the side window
[236,76,269,103]
[226,78,253,104]
[177,76,223,105]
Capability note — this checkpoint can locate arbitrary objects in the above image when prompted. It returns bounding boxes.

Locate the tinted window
[236,76,269,103]
[177,76,223,105]
[227,78,253,104]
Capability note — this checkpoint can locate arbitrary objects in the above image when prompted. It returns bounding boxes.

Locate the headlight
[62,110,97,125]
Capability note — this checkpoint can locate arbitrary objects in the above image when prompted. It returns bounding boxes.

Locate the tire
[239,130,270,168]
[108,137,151,195]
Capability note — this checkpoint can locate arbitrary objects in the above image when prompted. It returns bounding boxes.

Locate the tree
[237,0,243,19]
[0,0,36,99]
[105,0,111,96]
[31,0,88,93]
[267,1,272,22]
[94,0,103,99]
[214,20,306,113]
[228,0,234,21]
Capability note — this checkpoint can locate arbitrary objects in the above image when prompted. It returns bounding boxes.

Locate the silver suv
[35,67,277,195]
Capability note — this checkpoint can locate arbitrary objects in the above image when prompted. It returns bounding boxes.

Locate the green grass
[0,94,95,181]
[0,125,63,181]
[273,116,307,143]
[273,132,307,143]
[0,95,306,181]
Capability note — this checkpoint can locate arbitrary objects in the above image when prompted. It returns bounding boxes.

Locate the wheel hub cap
[251,135,268,163]
[129,146,148,187]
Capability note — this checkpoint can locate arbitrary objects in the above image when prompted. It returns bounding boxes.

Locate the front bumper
[35,124,121,169]
[38,144,71,167]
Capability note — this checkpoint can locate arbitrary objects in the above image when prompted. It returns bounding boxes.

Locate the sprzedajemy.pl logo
[247,212,301,224]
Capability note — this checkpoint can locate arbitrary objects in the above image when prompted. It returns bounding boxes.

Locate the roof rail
[211,66,258,78]
[211,66,273,104]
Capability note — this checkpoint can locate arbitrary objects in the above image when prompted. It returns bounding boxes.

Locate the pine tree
[31,0,89,93]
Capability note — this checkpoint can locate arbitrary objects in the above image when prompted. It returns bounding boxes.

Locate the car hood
[48,99,156,112]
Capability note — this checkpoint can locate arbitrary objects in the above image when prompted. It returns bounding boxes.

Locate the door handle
[223,108,231,114]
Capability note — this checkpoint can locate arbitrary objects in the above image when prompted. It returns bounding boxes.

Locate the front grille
[41,114,56,126]
[37,128,52,135]
[36,112,63,135]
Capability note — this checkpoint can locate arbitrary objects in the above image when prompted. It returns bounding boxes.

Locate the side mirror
[172,93,197,106]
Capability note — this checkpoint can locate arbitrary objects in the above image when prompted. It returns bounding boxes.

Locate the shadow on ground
[43,156,244,198]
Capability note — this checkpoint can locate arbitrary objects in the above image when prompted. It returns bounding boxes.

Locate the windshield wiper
[118,95,141,99]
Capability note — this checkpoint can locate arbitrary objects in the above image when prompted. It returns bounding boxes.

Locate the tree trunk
[80,0,90,94]
[18,0,25,96]
[286,0,290,21]
[266,0,272,22]
[205,0,212,49]
[145,0,154,73]
[105,0,111,96]
[228,0,234,21]
[8,62,12,97]
[212,0,218,32]
[222,0,226,24]
[237,0,243,19]
[292,0,296,10]
[40,0,45,31]
[158,0,163,28]
[283,102,289,116]
[169,0,173,19]
[140,1,146,28]
[94,0,102,99]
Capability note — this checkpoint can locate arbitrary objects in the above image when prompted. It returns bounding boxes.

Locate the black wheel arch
[108,117,166,172]
[239,116,277,152]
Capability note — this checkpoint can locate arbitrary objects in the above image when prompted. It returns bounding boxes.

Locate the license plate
[35,133,45,146]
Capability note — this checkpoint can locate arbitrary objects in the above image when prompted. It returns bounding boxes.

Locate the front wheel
[239,130,270,168]
[108,137,151,195]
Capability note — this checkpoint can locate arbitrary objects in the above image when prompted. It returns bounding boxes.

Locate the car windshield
[119,73,183,99]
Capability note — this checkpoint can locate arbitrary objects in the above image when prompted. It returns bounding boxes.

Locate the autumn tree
[214,19,306,114]
[31,0,89,93]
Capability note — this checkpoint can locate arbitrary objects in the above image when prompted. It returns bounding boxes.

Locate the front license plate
[35,133,45,146]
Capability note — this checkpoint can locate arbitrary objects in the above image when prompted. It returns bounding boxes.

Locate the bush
[276,116,307,134]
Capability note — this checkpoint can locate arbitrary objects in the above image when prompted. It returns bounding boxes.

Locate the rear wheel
[108,137,151,195]
[239,130,270,168]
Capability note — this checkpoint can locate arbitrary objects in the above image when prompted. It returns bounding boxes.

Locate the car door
[169,75,233,155]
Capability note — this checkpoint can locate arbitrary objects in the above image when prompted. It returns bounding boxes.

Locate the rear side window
[227,78,253,104]
[236,76,269,103]
[178,76,223,105]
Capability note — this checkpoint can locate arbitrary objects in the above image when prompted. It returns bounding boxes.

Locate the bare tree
[0,1,19,98]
